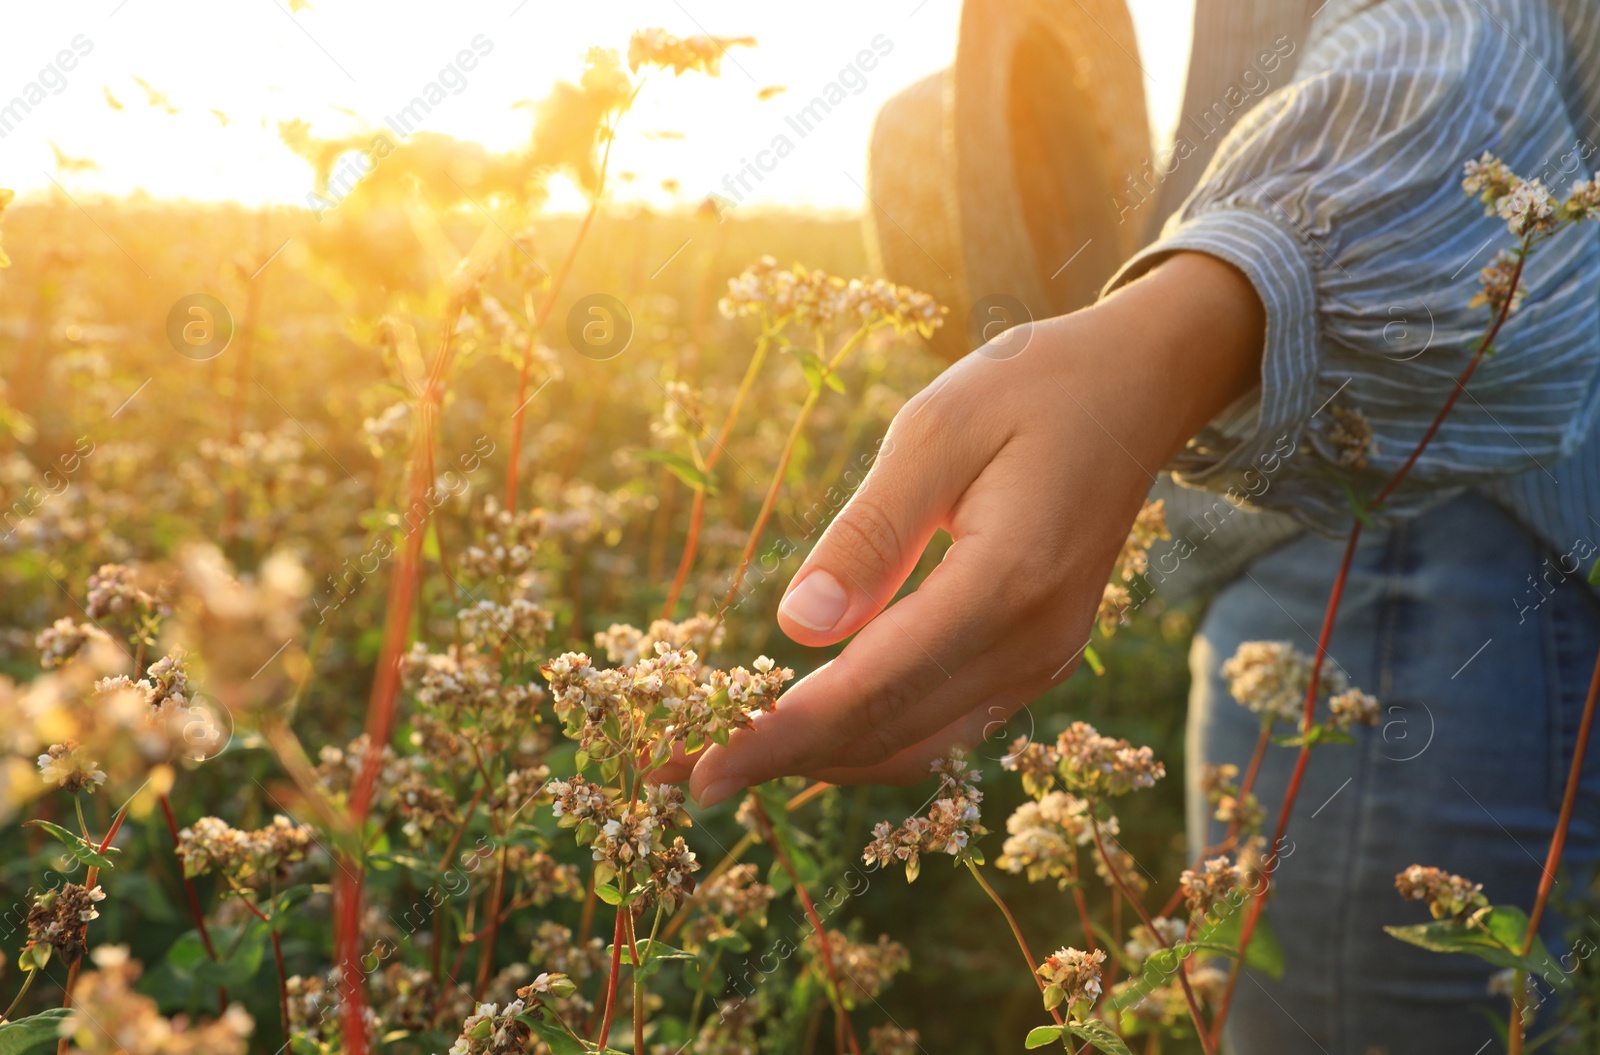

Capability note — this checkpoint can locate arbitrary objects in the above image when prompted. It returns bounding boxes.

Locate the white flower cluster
[175,814,314,890]
[996,791,1100,888]
[37,740,107,793]
[719,256,945,336]
[1221,640,1348,728]
[862,751,986,881]
[1038,946,1106,1018]
[540,644,792,765]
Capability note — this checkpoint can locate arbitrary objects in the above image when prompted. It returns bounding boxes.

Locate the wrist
[1039,251,1265,474]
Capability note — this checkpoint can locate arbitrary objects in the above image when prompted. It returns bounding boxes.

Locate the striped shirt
[1106,0,1600,595]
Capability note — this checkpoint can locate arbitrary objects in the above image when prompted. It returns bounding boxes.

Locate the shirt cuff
[1102,206,1322,495]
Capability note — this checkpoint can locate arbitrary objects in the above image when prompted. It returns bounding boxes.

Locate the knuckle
[828,493,906,582]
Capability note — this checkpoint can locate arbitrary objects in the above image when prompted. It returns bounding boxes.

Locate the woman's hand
[664,251,1265,805]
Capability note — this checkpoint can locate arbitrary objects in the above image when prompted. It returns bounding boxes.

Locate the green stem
[718,322,877,616]
[964,857,1064,1026]
[1,969,36,1022]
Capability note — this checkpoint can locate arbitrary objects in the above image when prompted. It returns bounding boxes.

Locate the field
[7,27,1600,1055]
[0,155,1201,1055]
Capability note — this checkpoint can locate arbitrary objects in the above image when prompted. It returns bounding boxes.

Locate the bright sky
[0,0,1192,213]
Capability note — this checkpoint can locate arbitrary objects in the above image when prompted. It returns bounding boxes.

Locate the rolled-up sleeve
[1106,0,1600,535]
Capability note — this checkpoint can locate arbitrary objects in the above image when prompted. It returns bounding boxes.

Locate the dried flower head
[1562,175,1600,223]
[1469,248,1528,316]
[24,883,107,967]
[1394,864,1489,921]
[1002,735,1060,797]
[1329,688,1381,729]
[540,645,791,766]
[627,27,755,76]
[1180,856,1242,917]
[1326,405,1376,470]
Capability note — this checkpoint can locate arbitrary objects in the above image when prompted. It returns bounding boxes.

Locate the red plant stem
[750,800,862,1055]
[964,859,1064,1027]
[1509,641,1600,1055]
[1087,809,1213,1055]
[1072,886,1098,954]
[595,911,625,1046]
[661,331,773,619]
[1523,642,1600,949]
[1209,252,1528,1049]
[159,794,227,1008]
[337,307,463,1055]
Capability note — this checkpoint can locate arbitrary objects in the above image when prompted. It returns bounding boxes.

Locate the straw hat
[864,0,1149,358]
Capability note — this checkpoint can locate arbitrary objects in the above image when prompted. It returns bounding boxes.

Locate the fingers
[692,534,1011,806]
[801,691,1037,786]
[690,546,1087,805]
[776,387,994,648]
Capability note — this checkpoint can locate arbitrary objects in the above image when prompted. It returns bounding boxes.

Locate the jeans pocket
[1545,579,1600,819]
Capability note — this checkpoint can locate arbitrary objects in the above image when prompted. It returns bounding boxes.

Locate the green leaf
[1024,1025,1065,1049]
[611,940,696,966]
[517,1017,589,1055]
[1193,907,1285,980]
[1083,644,1105,676]
[163,919,269,990]
[1384,905,1568,989]
[633,449,716,494]
[24,820,119,870]
[784,345,845,396]
[594,883,623,906]
[1588,555,1600,587]
[0,1010,74,1055]
[1067,1020,1134,1055]
[1273,725,1356,748]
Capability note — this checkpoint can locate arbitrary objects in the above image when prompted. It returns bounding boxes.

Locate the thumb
[776,427,968,647]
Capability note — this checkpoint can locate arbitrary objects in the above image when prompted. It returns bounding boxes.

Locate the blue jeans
[1189,493,1600,1054]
